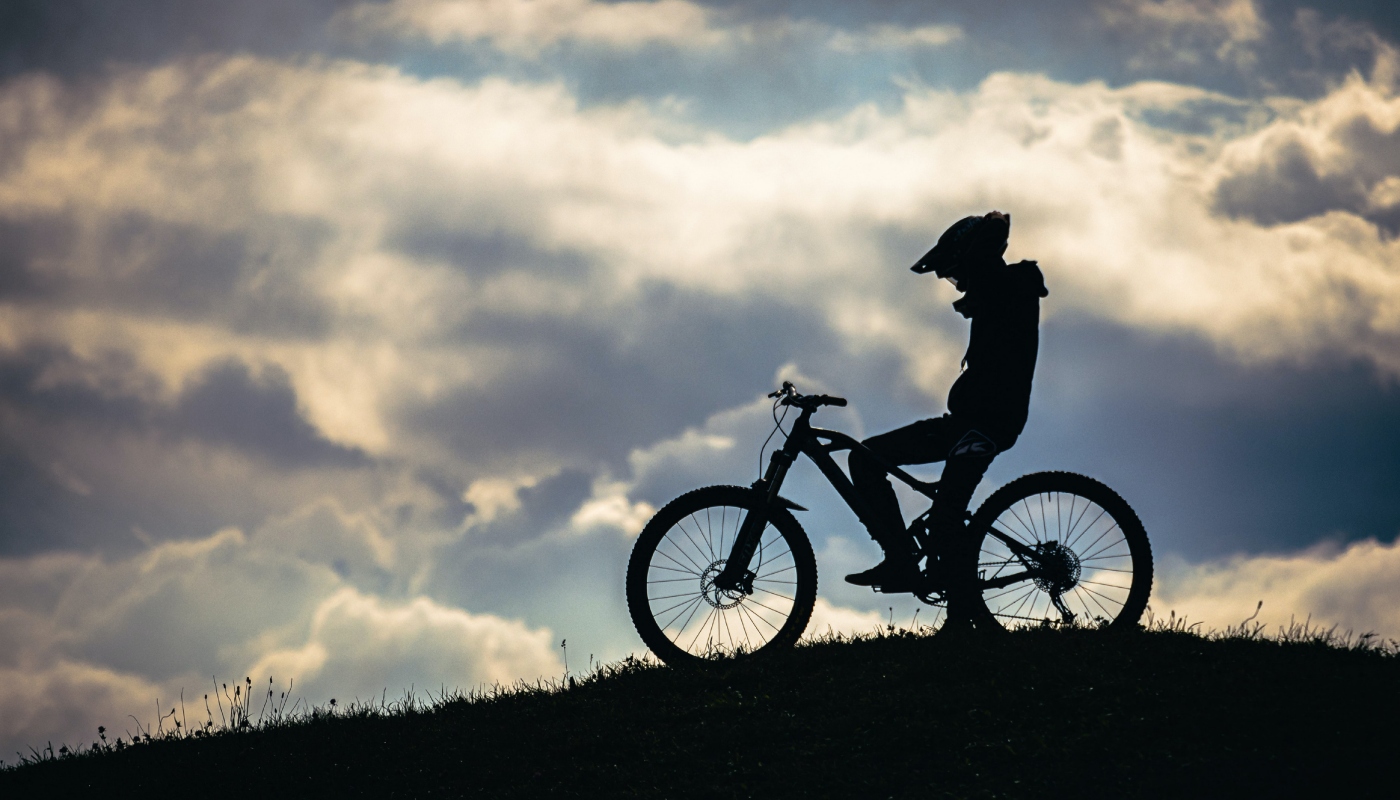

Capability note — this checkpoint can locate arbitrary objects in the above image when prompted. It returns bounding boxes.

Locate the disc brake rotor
[699,560,746,609]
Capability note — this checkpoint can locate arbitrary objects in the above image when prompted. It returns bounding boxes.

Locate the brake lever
[767,380,796,399]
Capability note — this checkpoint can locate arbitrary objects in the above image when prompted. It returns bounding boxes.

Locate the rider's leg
[849,417,957,552]
[846,417,962,589]
[933,426,1011,628]
[924,424,1007,561]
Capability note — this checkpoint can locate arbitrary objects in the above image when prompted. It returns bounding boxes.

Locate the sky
[2,0,1399,756]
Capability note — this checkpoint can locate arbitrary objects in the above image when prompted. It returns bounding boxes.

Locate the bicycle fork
[712,445,798,594]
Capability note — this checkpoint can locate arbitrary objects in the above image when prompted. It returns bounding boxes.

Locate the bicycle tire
[964,471,1152,631]
[626,485,817,667]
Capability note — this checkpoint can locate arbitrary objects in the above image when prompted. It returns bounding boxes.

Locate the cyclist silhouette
[845,211,1048,592]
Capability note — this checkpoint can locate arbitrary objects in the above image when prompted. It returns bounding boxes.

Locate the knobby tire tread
[626,485,817,667]
[964,471,1152,631]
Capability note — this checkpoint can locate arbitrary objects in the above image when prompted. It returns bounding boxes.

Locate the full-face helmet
[910,211,1010,287]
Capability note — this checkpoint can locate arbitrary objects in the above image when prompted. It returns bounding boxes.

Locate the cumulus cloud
[1155,537,1400,640]
[340,0,727,55]
[1098,0,1267,71]
[7,52,1399,476]
[803,598,886,639]
[0,661,164,757]
[340,0,963,59]
[0,520,562,758]
[248,588,563,697]
[1213,67,1400,232]
[2,1,1399,764]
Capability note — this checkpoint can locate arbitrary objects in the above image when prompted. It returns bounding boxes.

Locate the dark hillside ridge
[4,628,1397,798]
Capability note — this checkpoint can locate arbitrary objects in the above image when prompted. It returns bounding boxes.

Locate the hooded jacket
[945,259,1048,441]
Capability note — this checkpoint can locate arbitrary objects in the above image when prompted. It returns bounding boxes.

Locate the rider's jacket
[945,259,1048,442]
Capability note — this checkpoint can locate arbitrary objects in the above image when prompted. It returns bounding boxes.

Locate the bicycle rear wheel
[626,485,817,667]
[967,471,1152,631]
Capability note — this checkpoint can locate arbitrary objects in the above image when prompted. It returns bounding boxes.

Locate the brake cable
[757,393,792,479]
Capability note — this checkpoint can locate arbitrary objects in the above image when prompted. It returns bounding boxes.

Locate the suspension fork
[712,416,807,593]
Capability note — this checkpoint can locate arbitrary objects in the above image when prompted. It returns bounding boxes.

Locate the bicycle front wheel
[967,472,1152,631]
[626,485,817,667]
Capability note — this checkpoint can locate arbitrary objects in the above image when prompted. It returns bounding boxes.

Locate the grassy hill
[4,623,1398,798]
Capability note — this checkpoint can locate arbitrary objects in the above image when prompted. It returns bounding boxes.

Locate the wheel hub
[699,560,747,609]
[1032,541,1081,595]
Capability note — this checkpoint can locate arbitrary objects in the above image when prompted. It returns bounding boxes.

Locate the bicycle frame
[712,401,1048,597]
[712,403,936,591]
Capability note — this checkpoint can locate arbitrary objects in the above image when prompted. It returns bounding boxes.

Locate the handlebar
[767,381,847,410]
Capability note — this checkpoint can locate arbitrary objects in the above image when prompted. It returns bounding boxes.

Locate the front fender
[774,494,807,512]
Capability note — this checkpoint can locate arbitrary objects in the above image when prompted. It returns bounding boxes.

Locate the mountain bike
[626,382,1153,667]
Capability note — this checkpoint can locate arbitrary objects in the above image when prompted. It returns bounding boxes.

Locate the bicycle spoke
[657,537,705,574]
[989,584,1035,614]
[1080,553,1132,563]
[648,560,699,576]
[1021,498,1041,539]
[687,606,718,652]
[1080,528,1127,562]
[1074,521,1120,559]
[1007,587,1038,620]
[648,590,700,602]
[984,582,1036,603]
[674,519,713,568]
[1066,507,1109,549]
[965,480,1148,633]
[661,595,704,631]
[739,601,781,634]
[1055,492,1062,542]
[1080,578,1131,592]
[1064,496,1094,543]
[701,510,716,561]
[1001,507,1039,543]
[757,564,796,580]
[989,521,1036,557]
[653,593,703,618]
[691,511,720,561]
[735,603,755,648]
[1076,585,1116,620]
[758,545,792,566]
[1079,583,1126,611]
[754,586,795,602]
[745,596,792,619]
[720,607,738,651]
[1070,586,1096,621]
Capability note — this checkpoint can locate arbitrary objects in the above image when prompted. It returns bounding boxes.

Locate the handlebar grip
[821,395,847,407]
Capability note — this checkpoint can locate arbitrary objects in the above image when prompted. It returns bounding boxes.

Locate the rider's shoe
[844,557,921,592]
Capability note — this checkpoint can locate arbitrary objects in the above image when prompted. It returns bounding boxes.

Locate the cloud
[6,52,1399,475]
[0,517,562,758]
[1213,68,1400,232]
[340,0,729,55]
[2,9,1400,765]
[0,661,164,756]
[248,587,563,697]
[803,598,886,639]
[175,359,367,467]
[341,0,963,59]
[1155,537,1400,639]
[1098,0,1267,71]
[825,24,963,54]
[0,0,348,79]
